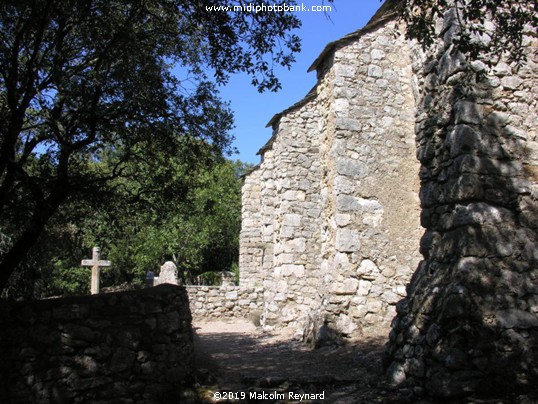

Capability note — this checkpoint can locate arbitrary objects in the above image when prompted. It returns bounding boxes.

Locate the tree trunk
[0,192,66,294]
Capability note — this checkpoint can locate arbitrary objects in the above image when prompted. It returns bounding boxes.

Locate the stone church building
[240,2,422,336]
[240,1,537,397]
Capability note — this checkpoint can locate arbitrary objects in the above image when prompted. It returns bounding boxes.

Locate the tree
[396,0,537,67]
[10,154,248,298]
[79,154,248,289]
[0,0,302,293]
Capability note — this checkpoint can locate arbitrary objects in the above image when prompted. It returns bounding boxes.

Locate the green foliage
[29,157,247,296]
[396,0,537,67]
[0,0,301,293]
[46,262,90,297]
[230,262,240,286]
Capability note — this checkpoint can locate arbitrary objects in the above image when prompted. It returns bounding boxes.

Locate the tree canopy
[0,0,302,294]
[396,0,537,67]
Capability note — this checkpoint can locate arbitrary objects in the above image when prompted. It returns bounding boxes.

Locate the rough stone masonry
[0,285,193,404]
[240,0,537,399]
[240,2,422,338]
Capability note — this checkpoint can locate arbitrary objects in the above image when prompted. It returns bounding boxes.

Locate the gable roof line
[307,0,398,73]
[258,0,398,156]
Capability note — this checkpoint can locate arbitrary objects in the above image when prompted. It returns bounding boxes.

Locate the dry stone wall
[384,8,538,400]
[186,285,263,319]
[0,285,193,404]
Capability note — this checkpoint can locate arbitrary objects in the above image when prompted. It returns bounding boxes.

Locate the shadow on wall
[0,285,193,404]
[384,38,538,400]
[302,312,347,349]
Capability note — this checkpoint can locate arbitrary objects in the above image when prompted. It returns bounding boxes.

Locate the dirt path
[188,320,538,404]
[191,319,393,403]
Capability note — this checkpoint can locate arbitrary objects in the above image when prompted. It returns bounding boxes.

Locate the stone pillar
[384,9,538,399]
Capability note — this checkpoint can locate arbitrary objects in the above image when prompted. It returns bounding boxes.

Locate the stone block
[225,291,238,300]
[370,48,385,60]
[335,175,355,194]
[335,117,362,131]
[336,314,358,335]
[334,98,349,116]
[336,229,361,252]
[368,64,383,78]
[332,278,359,295]
[283,213,301,227]
[453,100,483,125]
[496,309,538,329]
[334,63,356,77]
[336,195,359,211]
[357,280,372,296]
[501,76,523,90]
[334,253,351,271]
[336,158,368,178]
[357,259,379,277]
[335,214,352,227]
[281,264,305,277]
[366,299,383,313]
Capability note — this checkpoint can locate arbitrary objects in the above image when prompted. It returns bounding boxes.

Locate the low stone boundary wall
[186,285,263,319]
[0,284,193,404]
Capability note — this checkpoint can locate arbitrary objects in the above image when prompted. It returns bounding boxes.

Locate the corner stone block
[336,158,368,178]
[335,213,352,227]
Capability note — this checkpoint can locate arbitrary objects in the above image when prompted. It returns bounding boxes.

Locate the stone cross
[81,247,111,295]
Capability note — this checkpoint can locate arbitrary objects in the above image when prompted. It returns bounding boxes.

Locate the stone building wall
[256,96,325,331]
[240,4,423,338]
[238,0,537,399]
[0,285,193,404]
[239,167,264,289]
[384,8,538,400]
[317,17,422,336]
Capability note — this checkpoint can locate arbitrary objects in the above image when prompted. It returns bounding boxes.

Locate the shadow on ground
[188,321,391,403]
[184,321,538,404]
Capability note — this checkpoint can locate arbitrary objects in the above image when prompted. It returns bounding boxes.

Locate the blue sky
[217,0,385,164]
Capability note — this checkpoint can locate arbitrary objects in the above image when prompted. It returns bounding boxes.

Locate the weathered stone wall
[240,3,537,396]
[240,6,423,338]
[186,285,263,319]
[239,166,265,289]
[384,9,538,400]
[317,18,422,336]
[259,96,325,332]
[0,285,193,404]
